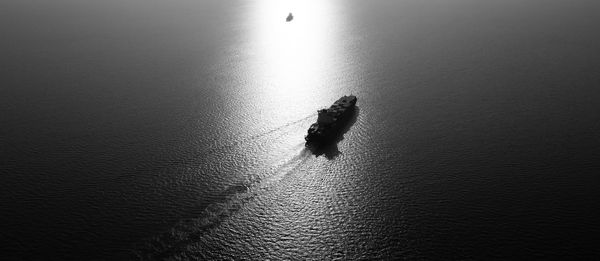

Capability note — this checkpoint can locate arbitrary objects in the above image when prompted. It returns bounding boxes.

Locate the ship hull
[305,95,358,145]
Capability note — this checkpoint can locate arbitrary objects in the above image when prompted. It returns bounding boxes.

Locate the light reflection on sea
[2,0,599,259]
[132,0,381,259]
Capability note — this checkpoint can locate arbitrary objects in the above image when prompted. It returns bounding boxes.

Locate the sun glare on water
[249,0,343,113]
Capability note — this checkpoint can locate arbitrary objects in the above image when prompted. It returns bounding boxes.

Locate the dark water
[2,0,600,259]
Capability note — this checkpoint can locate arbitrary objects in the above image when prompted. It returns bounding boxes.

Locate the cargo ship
[305,95,357,144]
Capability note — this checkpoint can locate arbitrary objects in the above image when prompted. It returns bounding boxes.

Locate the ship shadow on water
[306,106,360,160]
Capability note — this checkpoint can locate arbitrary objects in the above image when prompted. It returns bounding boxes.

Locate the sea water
[2,0,599,259]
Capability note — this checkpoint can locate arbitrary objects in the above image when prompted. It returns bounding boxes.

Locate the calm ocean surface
[2,0,599,259]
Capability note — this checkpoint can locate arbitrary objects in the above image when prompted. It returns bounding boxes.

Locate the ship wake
[131,146,313,260]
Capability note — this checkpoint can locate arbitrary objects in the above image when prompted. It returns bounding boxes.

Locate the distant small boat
[286,13,293,22]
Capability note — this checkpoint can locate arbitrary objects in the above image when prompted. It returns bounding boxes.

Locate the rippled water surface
[2,0,600,259]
